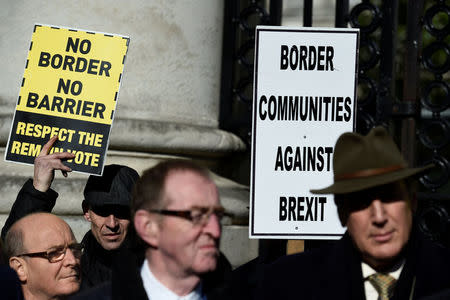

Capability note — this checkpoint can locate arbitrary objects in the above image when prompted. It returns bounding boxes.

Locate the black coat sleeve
[1,178,58,240]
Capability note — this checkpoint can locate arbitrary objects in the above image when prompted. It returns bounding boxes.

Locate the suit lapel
[317,233,366,300]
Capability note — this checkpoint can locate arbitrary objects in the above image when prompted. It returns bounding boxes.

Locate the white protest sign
[250,26,359,239]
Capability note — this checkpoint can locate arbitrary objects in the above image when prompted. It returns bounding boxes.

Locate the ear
[9,257,27,282]
[82,201,91,222]
[134,210,160,248]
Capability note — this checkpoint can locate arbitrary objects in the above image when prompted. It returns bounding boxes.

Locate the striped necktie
[368,273,397,300]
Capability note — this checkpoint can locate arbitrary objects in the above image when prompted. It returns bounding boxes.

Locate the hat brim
[310,164,434,194]
[85,192,130,207]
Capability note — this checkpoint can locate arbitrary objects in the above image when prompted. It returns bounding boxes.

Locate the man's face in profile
[11,214,81,299]
[154,170,222,275]
[84,205,130,251]
[339,180,414,270]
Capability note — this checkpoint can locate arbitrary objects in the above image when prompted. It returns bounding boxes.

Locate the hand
[33,136,76,192]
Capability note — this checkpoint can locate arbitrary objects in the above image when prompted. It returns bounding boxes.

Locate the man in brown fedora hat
[259,126,450,300]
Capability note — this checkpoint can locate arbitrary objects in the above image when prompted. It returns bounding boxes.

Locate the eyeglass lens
[191,207,225,225]
[48,244,83,262]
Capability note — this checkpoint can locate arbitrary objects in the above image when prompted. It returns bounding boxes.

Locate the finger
[59,163,72,172]
[62,170,68,177]
[36,153,73,170]
[34,155,73,169]
[45,152,76,161]
[39,136,58,156]
[50,159,73,172]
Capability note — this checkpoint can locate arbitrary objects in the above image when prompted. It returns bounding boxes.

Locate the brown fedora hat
[310,126,433,194]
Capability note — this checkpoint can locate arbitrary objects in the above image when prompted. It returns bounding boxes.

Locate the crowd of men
[1,127,450,299]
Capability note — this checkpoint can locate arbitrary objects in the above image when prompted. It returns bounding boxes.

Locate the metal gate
[220,0,450,248]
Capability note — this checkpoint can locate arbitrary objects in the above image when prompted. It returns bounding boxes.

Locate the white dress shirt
[140,258,206,300]
[362,260,404,300]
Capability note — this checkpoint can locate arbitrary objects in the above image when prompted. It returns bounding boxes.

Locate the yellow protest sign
[5,24,130,175]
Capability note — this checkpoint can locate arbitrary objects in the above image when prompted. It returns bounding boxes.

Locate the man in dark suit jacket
[259,127,450,300]
[72,159,232,300]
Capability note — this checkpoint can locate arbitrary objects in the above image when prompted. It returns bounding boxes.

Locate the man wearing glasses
[4,212,82,299]
[73,159,232,300]
[2,136,139,290]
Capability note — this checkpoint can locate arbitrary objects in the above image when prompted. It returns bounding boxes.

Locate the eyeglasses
[17,243,84,263]
[149,206,230,226]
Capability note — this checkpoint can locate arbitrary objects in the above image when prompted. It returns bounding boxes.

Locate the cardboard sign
[5,24,129,175]
[250,26,359,239]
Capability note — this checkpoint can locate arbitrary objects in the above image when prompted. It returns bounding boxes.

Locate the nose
[202,213,221,239]
[371,199,387,226]
[63,247,78,266]
[105,214,119,231]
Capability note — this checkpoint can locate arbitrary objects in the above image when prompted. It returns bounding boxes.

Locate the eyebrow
[190,205,224,210]
[43,245,64,251]
[46,241,77,251]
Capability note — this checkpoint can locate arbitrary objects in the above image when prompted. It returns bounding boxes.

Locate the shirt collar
[361,259,404,281]
[140,258,205,300]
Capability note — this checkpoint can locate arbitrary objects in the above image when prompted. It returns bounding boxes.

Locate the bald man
[4,213,82,300]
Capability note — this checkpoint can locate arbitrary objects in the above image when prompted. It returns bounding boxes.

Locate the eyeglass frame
[16,242,84,263]
[149,205,231,226]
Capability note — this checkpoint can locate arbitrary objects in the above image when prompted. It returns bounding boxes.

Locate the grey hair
[4,225,25,260]
[131,159,212,217]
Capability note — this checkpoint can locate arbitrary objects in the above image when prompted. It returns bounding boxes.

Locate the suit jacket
[0,266,24,300]
[259,226,450,300]
[71,237,232,300]
[419,288,450,300]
